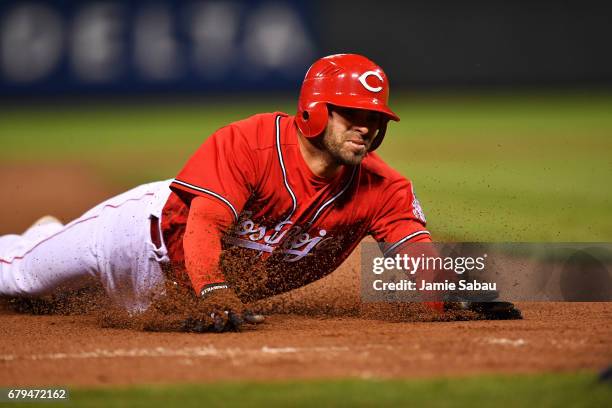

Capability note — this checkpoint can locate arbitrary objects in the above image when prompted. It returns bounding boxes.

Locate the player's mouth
[346,138,368,153]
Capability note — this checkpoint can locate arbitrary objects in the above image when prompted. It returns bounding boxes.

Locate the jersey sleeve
[369,177,431,256]
[170,124,257,222]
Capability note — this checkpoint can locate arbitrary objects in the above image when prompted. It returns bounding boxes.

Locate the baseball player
[0,54,520,331]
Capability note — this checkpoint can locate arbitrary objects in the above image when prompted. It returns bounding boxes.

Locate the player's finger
[211,312,227,332]
[228,311,244,330]
[243,311,265,324]
[179,316,197,332]
[191,319,207,333]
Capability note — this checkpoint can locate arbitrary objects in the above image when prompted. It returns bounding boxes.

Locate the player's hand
[184,287,265,333]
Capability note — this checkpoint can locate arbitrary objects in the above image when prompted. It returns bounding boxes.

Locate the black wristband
[200,282,229,298]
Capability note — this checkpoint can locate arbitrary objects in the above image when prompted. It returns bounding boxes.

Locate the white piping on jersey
[307,165,358,226]
[172,179,239,222]
[275,114,298,222]
[274,114,356,227]
[382,230,431,257]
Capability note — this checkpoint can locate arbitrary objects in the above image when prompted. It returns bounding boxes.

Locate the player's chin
[338,150,367,166]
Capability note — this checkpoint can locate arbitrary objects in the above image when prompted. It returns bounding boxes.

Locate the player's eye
[333,107,379,128]
[366,112,381,124]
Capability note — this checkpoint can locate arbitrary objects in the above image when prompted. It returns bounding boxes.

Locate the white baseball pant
[0,180,172,312]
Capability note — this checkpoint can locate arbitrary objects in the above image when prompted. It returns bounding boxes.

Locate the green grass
[4,373,611,407]
[0,99,295,186]
[1,91,611,241]
[376,92,612,241]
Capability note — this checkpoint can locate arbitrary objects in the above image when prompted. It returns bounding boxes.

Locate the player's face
[322,106,382,166]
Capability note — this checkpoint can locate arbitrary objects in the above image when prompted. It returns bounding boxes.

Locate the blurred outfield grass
[1,91,610,241]
[10,372,612,408]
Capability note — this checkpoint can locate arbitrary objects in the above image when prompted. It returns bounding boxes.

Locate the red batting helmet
[296,53,400,151]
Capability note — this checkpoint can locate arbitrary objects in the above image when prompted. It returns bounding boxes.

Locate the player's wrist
[199,282,230,299]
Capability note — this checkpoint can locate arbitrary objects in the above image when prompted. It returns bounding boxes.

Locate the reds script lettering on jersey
[162,112,430,301]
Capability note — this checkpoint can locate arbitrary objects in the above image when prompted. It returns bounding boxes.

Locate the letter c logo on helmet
[296,54,400,151]
[358,71,383,93]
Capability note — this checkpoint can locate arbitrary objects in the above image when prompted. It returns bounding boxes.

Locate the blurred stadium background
[1,0,611,240]
[2,0,612,92]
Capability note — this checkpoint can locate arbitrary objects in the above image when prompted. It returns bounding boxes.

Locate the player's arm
[182,197,264,331]
[181,196,257,331]
[183,196,233,296]
[170,123,255,289]
[169,123,262,330]
[369,177,438,285]
[369,178,521,319]
[369,177,431,253]
[369,178,445,311]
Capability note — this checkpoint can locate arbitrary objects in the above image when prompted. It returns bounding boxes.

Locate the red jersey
[161,112,430,301]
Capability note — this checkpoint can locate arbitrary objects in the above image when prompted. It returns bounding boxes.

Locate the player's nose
[350,116,379,137]
[353,124,368,134]
[352,124,379,143]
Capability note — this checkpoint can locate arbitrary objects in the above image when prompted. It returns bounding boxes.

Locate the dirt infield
[1,165,611,387]
[0,162,121,235]
[1,301,611,386]
[2,254,611,387]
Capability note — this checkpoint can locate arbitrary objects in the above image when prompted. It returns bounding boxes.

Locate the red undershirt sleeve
[183,196,234,296]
